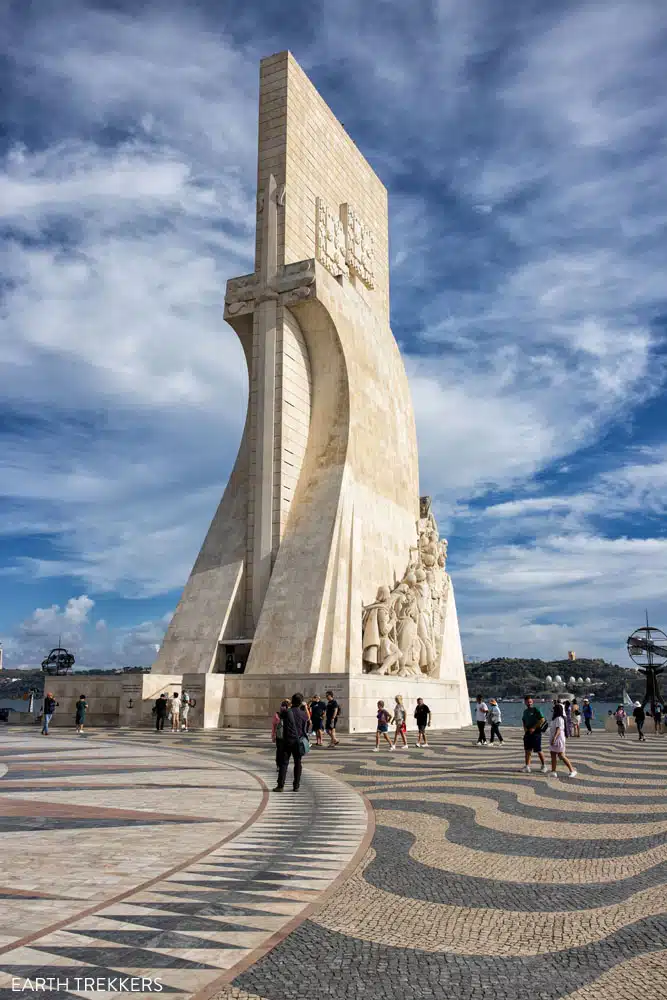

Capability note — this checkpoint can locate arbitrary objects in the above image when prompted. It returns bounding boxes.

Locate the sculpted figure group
[362,499,449,678]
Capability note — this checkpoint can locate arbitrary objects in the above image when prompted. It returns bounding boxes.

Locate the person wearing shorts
[654,703,663,734]
[309,694,327,746]
[521,695,548,773]
[414,698,431,747]
[374,701,394,751]
[392,695,408,748]
[325,691,340,746]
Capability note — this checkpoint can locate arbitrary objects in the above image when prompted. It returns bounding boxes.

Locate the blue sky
[2,0,667,669]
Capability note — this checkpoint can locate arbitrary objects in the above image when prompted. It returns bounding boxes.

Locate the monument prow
[153,52,471,731]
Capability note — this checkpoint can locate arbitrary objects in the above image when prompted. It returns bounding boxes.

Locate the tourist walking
[309,694,327,746]
[41,693,58,735]
[564,700,573,737]
[475,695,489,745]
[614,705,627,737]
[75,694,88,734]
[180,690,191,731]
[325,691,340,746]
[633,701,646,741]
[414,697,431,747]
[272,699,290,770]
[654,703,663,734]
[521,695,548,773]
[571,699,581,737]
[487,699,503,744]
[154,693,168,731]
[392,695,408,748]
[548,704,577,778]
[274,693,309,792]
[582,699,594,733]
[170,692,181,732]
[374,701,394,751]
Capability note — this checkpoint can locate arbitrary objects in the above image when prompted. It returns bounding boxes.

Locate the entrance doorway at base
[219,640,252,674]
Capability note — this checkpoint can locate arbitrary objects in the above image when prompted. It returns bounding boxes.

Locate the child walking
[548,704,577,778]
[374,701,394,751]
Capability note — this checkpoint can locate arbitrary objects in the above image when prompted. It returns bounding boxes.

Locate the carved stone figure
[362,586,402,675]
[363,506,451,678]
[316,197,348,277]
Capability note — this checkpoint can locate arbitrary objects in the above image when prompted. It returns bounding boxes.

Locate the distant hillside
[465,657,644,701]
[0,669,43,700]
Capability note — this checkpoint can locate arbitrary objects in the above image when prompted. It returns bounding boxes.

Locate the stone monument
[152,51,471,732]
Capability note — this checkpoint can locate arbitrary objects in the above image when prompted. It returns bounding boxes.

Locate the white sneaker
[389,745,395,751]
[547,770,558,778]
[372,747,379,752]
[416,744,424,749]
[521,765,531,773]
[401,744,409,750]
[568,770,578,778]
[540,765,549,774]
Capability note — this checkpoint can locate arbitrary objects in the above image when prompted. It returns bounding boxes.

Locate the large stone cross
[224,175,316,626]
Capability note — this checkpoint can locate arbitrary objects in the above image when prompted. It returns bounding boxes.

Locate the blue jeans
[42,713,53,734]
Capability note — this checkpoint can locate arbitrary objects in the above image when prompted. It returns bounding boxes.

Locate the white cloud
[6,594,168,670]
[1,0,666,669]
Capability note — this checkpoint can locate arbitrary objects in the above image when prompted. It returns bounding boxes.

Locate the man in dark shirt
[309,694,327,746]
[154,693,168,732]
[414,698,431,747]
[521,695,548,773]
[325,690,340,746]
[633,701,646,742]
[42,693,58,735]
[275,693,308,792]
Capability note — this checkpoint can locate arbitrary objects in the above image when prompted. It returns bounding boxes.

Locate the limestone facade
[149,52,471,731]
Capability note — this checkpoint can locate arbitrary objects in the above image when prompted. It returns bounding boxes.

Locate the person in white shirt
[487,699,503,745]
[170,692,181,733]
[181,691,191,731]
[475,695,489,745]
[548,703,577,778]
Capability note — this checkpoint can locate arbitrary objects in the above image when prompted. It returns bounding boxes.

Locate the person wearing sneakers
[487,699,503,744]
[521,695,548,773]
[548,703,577,778]
[374,701,394,751]
[475,694,489,745]
[414,698,431,747]
[392,695,408,749]
[582,699,594,733]
[633,701,647,742]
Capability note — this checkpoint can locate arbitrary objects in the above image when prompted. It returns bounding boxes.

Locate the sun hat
[634,701,641,707]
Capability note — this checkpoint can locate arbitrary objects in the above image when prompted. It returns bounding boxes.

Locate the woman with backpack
[374,701,394,751]
[548,703,577,778]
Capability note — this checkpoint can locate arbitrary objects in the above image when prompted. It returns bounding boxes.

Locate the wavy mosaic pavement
[4,723,666,999]
[190,724,667,1000]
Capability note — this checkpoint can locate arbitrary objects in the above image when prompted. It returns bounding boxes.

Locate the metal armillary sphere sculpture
[627,614,667,717]
[41,647,75,675]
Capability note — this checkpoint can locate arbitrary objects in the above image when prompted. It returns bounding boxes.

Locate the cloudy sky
[2,0,666,670]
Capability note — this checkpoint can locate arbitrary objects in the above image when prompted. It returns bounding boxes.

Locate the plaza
[1,725,666,999]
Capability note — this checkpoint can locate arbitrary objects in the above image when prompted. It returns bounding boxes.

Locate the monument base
[44,670,472,734]
[222,672,471,733]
